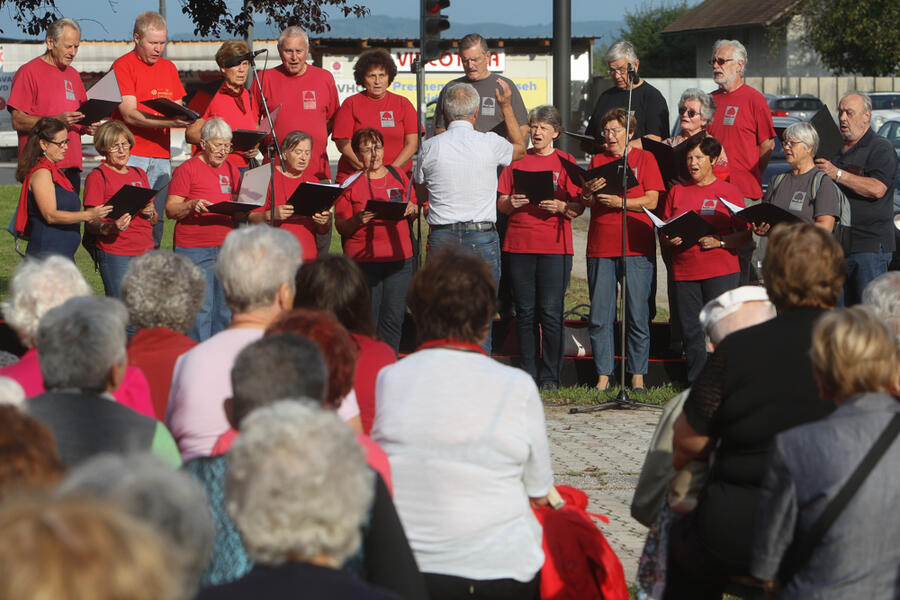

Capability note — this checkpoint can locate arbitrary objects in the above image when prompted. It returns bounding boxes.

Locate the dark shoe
[631,386,647,394]
[540,382,558,393]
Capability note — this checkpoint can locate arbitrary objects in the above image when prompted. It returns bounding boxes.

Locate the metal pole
[552,0,571,153]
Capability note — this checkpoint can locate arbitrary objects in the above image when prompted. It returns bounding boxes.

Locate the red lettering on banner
[439,53,453,66]
[489,54,500,67]
[397,52,412,67]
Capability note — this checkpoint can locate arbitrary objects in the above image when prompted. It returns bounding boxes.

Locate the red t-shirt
[352,332,396,435]
[662,178,747,281]
[252,64,339,180]
[169,156,241,248]
[707,84,776,199]
[498,149,578,255]
[83,163,153,256]
[201,85,259,169]
[332,91,418,183]
[111,51,187,158]
[252,169,321,262]
[334,170,417,262]
[7,56,86,170]
[585,149,665,257]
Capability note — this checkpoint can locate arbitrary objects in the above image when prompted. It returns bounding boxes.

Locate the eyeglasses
[46,138,70,147]
[108,142,131,153]
[601,127,625,137]
[678,107,700,118]
[708,57,735,67]
[782,140,805,148]
[358,145,384,154]
[608,66,629,76]
[207,141,232,152]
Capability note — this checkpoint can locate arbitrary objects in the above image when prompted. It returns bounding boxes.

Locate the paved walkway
[545,404,660,585]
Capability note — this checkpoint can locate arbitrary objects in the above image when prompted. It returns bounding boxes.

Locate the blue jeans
[358,258,413,353]
[674,273,739,383]
[427,228,500,354]
[175,245,231,342]
[842,252,892,306]
[127,155,171,249]
[96,250,135,299]
[587,255,654,378]
[506,252,572,387]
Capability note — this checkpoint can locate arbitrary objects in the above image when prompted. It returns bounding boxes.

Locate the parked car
[876,118,900,158]
[765,94,824,121]
[869,92,900,132]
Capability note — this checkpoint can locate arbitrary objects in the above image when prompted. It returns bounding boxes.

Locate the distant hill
[171,14,623,41]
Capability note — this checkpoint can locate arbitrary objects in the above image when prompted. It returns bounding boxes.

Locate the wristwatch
[719,238,725,248]
[836,169,843,182]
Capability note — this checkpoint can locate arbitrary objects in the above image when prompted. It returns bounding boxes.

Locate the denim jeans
[674,273,739,383]
[175,245,231,342]
[506,252,572,387]
[427,228,500,354]
[127,155,171,249]
[842,252,892,306]
[96,250,135,299]
[587,255,654,378]
[357,257,413,353]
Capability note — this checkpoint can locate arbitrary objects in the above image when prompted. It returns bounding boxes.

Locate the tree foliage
[0,0,369,38]
[800,0,900,76]
[613,2,695,77]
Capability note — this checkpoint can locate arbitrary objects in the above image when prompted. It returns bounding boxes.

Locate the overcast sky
[0,0,682,40]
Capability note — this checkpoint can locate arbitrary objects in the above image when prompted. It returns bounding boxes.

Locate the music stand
[246,50,285,226]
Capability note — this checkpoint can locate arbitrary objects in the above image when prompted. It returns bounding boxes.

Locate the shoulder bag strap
[781,411,900,583]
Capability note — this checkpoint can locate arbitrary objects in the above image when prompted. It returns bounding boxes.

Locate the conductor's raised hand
[495,78,513,106]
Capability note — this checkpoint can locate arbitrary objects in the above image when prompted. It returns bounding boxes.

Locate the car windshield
[774,98,823,111]
[871,94,900,110]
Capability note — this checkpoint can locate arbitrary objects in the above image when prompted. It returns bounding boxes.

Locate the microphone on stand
[627,63,639,85]
[223,49,267,68]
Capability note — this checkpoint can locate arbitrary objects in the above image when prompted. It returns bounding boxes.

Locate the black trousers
[423,572,540,600]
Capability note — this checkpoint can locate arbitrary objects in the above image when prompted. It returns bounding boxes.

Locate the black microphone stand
[246,50,285,226]
[572,63,661,414]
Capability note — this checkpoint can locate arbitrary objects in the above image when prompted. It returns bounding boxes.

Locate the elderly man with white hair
[415,81,525,302]
[815,91,899,305]
[584,40,669,150]
[166,117,242,341]
[706,39,776,285]
[24,296,180,468]
[0,255,153,415]
[166,225,302,461]
[863,270,900,333]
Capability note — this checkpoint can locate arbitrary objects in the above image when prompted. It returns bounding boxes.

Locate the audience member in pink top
[166,226,303,460]
[293,255,398,434]
[0,255,154,417]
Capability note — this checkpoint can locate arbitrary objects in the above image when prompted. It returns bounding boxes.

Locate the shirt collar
[448,120,475,131]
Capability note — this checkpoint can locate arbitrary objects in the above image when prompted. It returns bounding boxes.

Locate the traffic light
[421,0,450,63]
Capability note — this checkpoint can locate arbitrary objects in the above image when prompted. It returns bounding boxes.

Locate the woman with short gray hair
[753,120,841,239]
[496,105,581,390]
[166,116,243,341]
[195,402,397,600]
[122,250,206,420]
[663,88,729,183]
[0,256,154,417]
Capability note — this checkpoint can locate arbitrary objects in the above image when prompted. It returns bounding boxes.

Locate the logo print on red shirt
[302,90,317,110]
[723,105,739,126]
[701,198,718,215]
[218,174,232,194]
[380,110,395,127]
[64,79,75,101]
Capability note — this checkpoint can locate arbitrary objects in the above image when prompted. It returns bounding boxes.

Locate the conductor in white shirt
[415,80,526,290]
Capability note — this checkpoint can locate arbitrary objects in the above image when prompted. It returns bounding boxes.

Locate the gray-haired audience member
[814,90,899,305]
[0,377,25,407]
[122,250,206,420]
[196,402,401,600]
[432,32,528,139]
[862,270,900,334]
[58,453,215,600]
[584,40,669,147]
[167,225,302,461]
[24,296,180,467]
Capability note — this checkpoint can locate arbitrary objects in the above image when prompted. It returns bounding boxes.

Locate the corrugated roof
[662,0,798,34]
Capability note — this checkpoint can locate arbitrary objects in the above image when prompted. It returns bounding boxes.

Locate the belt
[429,221,496,232]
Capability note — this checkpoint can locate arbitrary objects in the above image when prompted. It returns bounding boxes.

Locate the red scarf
[14,157,74,237]
[416,338,488,356]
